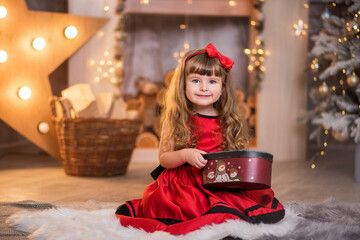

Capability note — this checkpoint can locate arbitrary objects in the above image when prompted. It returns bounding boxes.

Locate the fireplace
[121,1,251,96]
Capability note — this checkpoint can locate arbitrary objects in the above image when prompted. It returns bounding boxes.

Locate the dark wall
[0,0,68,148]
[306,0,355,159]
[25,0,67,12]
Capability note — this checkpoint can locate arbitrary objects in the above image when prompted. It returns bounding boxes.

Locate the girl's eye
[209,80,217,84]
[192,79,200,83]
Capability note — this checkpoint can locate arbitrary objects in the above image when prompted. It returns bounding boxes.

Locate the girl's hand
[181,148,207,169]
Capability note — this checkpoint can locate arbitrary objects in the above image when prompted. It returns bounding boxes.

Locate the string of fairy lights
[89,0,123,89]
[243,0,266,90]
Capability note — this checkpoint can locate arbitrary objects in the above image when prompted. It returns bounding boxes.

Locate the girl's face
[185,73,222,115]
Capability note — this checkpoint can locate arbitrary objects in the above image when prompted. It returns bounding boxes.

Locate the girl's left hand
[181,148,208,169]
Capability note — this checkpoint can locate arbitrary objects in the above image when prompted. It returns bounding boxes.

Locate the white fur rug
[6,203,301,240]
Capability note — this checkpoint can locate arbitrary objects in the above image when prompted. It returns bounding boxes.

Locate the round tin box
[202,150,273,190]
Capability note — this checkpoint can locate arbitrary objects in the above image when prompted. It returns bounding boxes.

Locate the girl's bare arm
[158,128,207,169]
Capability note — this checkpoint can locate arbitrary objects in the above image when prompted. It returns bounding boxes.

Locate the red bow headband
[185,43,234,71]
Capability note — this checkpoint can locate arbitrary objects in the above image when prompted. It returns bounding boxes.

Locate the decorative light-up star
[0,0,108,160]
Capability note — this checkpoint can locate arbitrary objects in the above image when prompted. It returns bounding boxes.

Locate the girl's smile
[185,73,222,115]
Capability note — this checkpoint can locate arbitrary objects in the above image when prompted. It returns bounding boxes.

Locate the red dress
[115,114,285,234]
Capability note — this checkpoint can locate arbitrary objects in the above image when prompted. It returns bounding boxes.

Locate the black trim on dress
[204,205,251,222]
[128,201,137,217]
[195,113,218,119]
[244,205,263,216]
[249,209,285,224]
[151,163,191,180]
[271,198,279,209]
[151,165,165,180]
[154,218,184,225]
[115,203,131,216]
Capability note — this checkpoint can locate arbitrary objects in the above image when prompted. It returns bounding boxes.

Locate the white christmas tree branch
[332,95,360,113]
[348,1,360,12]
[319,58,360,79]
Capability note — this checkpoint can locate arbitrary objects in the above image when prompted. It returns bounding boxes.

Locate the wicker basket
[49,96,142,177]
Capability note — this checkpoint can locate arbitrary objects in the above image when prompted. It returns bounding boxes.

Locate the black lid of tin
[203,150,273,162]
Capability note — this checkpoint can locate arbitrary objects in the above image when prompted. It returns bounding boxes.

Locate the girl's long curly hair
[160,47,249,152]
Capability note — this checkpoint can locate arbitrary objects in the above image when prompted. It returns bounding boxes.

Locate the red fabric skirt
[115,165,285,235]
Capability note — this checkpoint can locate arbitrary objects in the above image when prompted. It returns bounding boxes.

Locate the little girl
[115,43,285,234]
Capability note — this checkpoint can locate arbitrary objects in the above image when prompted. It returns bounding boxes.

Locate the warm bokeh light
[97,31,105,37]
[0,50,8,63]
[0,6,7,18]
[64,26,78,39]
[89,59,96,66]
[18,87,32,100]
[116,61,123,68]
[184,41,190,49]
[243,48,251,55]
[140,0,149,5]
[32,37,46,50]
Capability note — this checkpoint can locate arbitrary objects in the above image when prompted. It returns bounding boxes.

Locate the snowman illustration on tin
[215,160,230,182]
[206,170,215,183]
[229,168,242,181]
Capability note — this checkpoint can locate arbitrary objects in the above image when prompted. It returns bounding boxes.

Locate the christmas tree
[304,0,360,159]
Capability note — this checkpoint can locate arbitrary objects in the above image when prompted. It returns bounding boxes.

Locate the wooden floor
[1,144,360,204]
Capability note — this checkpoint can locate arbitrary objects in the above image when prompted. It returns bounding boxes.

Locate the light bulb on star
[18,86,32,100]
[0,6,7,18]
[64,26,78,39]
[0,50,8,63]
[37,122,50,134]
[32,37,46,50]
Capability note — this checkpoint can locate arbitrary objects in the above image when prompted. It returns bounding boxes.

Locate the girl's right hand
[181,148,208,169]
